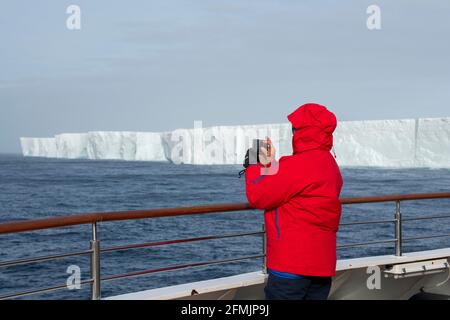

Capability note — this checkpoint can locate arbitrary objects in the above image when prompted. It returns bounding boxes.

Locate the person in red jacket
[245,103,343,300]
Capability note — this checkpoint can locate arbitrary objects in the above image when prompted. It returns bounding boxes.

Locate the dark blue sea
[0,154,449,299]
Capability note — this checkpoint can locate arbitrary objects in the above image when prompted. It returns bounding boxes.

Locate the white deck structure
[106,248,450,300]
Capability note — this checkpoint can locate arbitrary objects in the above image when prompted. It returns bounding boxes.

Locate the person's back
[244,103,343,299]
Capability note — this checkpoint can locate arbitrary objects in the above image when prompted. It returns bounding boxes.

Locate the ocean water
[0,154,449,299]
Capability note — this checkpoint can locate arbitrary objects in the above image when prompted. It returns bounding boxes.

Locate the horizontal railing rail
[101,254,266,283]
[0,249,93,268]
[101,230,264,253]
[0,203,253,235]
[0,279,94,300]
[1,192,449,235]
[0,191,449,300]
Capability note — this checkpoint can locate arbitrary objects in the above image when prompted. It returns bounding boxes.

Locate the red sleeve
[245,159,299,210]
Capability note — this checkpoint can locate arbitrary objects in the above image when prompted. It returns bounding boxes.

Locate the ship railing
[0,192,449,300]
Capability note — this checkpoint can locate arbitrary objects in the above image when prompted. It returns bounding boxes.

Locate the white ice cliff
[20,118,450,168]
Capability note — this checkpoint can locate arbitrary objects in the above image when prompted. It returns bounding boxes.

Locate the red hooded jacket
[245,103,343,276]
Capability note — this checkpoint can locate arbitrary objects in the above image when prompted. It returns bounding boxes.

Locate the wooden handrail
[0,203,252,235]
[0,192,449,235]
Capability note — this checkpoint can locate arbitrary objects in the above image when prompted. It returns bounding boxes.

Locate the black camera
[238,139,270,177]
[252,139,270,164]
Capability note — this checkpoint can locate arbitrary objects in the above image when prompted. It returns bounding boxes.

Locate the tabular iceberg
[20,117,450,168]
[20,137,57,158]
[55,133,88,159]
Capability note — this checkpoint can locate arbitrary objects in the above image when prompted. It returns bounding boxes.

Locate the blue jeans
[264,272,332,300]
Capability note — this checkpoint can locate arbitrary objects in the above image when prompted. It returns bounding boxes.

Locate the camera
[239,139,270,177]
[252,139,270,163]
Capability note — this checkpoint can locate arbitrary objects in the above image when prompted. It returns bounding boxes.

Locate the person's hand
[259,137,275,166]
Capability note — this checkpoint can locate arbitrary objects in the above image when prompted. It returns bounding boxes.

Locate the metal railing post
[262,223,267,274]
[394,201,402,256]
[90,222,101,300]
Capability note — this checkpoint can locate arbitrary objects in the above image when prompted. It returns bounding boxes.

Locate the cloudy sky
[1,0,449,153]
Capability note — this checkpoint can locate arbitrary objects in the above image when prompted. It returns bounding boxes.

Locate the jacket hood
[287,103,337,154]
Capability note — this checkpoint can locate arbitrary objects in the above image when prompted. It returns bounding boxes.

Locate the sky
[1,0,449,153]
